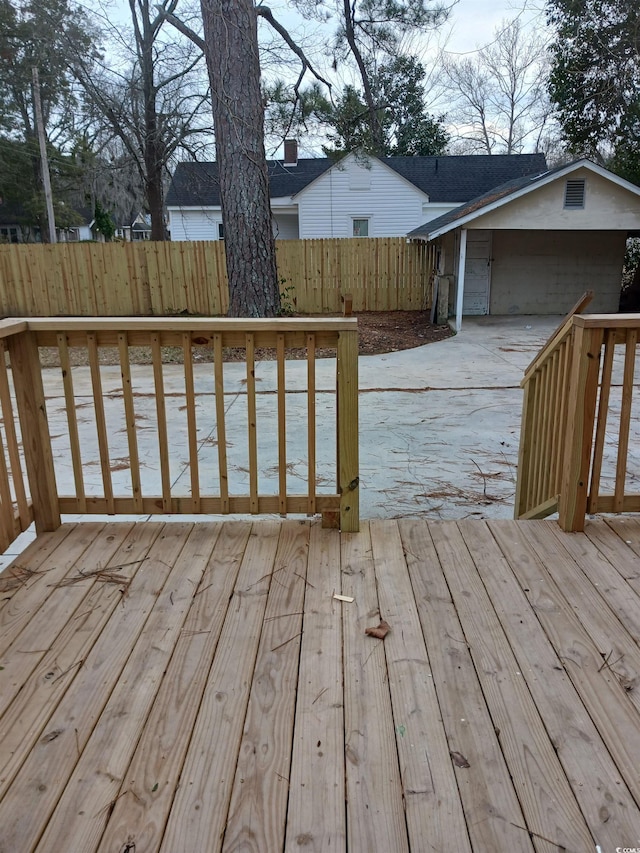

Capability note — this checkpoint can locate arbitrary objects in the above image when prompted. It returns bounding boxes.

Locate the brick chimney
[283,139,298,166]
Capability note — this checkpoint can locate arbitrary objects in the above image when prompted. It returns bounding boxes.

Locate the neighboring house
[57,206,95,242]
[131,212,152,241]
[1,200,96,243]
[0,199,37,243]
[408,159,640,326]
[166,142,547,242]
[114,212,152,242]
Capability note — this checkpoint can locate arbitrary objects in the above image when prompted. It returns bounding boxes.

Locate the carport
[408,159,640,330]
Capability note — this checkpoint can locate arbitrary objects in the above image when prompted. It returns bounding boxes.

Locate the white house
[166,143,547,242]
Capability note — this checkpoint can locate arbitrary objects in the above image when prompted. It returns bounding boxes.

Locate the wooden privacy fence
[0,316,359,545]
[0,238,436,317]
[515,312,640,531]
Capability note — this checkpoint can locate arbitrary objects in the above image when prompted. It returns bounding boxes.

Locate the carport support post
[455,228,467,332]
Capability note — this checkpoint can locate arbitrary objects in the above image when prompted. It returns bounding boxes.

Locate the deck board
[0,516,639,852]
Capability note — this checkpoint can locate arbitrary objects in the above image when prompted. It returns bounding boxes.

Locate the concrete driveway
[357,315,560,519]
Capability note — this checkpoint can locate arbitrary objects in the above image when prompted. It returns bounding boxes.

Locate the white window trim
[352,216,371,237]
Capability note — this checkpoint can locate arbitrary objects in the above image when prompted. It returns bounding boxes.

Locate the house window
[352,218,369,237]
[0,227,18,243]
[564,179,585,209]
[218,222,224,240]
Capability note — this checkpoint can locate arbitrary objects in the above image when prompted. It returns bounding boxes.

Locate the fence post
[7,330,60,532]
[336,327,359,532]
[558,324,603,532]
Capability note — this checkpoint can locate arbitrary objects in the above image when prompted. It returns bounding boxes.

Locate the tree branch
[157,8,206,52]
[256,6,332,92]
[157,4,331,94]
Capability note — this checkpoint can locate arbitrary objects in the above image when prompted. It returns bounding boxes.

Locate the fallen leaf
[450,751,470,769]
[365,620,390,639]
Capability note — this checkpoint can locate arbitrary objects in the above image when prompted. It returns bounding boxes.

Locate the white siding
[421,202,460,222]
[296,155,428,238]
[169,207,300,241]
[273,213,299,239]
[168,208,222,241]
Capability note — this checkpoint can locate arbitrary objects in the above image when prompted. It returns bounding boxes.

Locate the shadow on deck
[1,517,639,852]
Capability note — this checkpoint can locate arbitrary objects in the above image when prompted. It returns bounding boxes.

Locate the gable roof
[408,158,640,240]
[166,152,548,208]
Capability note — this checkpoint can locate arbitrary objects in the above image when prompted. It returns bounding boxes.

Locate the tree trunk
[200,0,280,317]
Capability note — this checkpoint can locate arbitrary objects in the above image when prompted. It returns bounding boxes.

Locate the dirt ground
[39,311,454,367]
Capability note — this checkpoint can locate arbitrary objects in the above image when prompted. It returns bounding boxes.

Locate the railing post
[558,324,603,532]
[336,328,359,532]
[514,377,535,518]
[7,330,60,532]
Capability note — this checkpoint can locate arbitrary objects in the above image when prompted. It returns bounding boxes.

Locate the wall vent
[564,179,586,209]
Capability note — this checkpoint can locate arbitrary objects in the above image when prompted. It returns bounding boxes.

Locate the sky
[442,0,542,54]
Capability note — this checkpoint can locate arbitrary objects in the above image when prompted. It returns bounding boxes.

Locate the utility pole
[32,67,56,244]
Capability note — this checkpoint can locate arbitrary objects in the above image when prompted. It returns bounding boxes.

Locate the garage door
[463,230,492,315]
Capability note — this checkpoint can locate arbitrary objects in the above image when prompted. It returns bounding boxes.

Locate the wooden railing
[0,317,359,542]
[0,322,34,550]
[516,313,640,531]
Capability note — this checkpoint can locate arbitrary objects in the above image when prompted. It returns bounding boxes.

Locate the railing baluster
[528,371,543,508]
[57,333,86,512]
[182,333,200,513]
[0,340,29,529]
[213,333,229,513]
[118,332,143,512]
[246,332,258,513]
[614,329,637,512]
[514,374,535,518]
[0,423,15,549]
[533,362,550,507]
[551,338,570,497]
[588,329,615,513]
[277,332,286,515]
[87,332,114,514]
[151,333,171,512]
[306,333,316,517]
[543,349,559,501]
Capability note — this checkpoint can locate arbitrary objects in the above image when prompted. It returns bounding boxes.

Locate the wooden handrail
[522,290,592,382]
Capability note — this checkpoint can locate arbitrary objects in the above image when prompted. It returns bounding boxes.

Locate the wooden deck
[1,517,639,852]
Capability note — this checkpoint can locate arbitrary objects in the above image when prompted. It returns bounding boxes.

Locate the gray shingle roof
[166,153,548,207]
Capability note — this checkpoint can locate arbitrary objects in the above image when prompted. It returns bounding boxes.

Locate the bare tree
[72,0,211,240]
[442,17,552,154]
